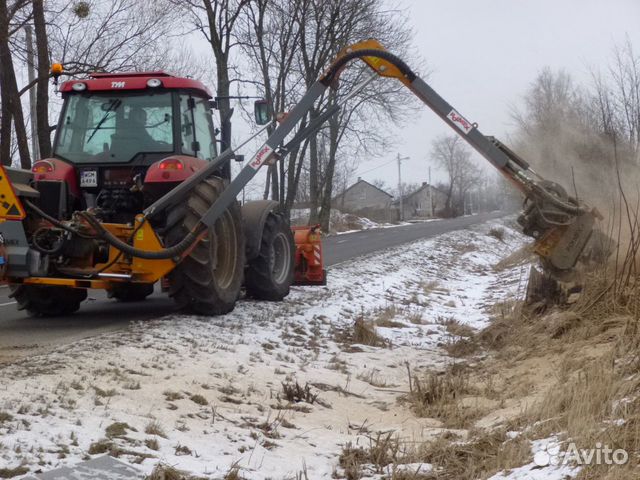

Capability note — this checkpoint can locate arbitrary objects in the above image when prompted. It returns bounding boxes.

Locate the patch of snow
[0,218,530,479]
[291,208,410,234]
[487,462,579,480]
[488,436,580,480]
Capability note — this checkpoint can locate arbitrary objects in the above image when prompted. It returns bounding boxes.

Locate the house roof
[334,179,393,201]
[391,183,445,205]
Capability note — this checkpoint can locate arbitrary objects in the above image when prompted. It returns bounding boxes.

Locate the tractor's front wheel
[164,177,245,315]
[245,212,295,301]
[10,285,87,317]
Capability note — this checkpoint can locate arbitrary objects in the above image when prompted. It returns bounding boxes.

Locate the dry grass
[353,318,388,347]
[88,439,116,455]
[338,432,431,479]
[356,369,390,388]
[391,202,640,478]
[222,464,244,480]
[0,466,29,479]
[438,318,480,357]
[145,438,160,451]
[93,386,117,397]
[407,366,483,429]
[415,428,531,480]
[440,317,475,338]
[146,463,208,480]
[145,420,167,438]
[460,251,640,477]
[163,390,184,401]
[281,381,318,404]
[334,316,389,348]
[443,336,480,357]
[421,280,441,296]
[374,305,406,328]
[189,394,208,406]
[105,421,134,438]
[526,335,640,479]
[487,227,505,242]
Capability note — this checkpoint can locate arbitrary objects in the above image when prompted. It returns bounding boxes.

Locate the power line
[355,158,397,176]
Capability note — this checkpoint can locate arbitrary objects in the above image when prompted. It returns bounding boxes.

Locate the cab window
[179,95,217,160]
[55,92,173,163]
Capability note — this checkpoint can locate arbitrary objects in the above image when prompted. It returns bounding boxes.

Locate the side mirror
[254,100,271,125]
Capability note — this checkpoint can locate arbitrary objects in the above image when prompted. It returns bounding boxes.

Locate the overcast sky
[351,0,640,190]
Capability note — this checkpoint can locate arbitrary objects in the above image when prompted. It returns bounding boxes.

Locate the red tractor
[2,70,323,316]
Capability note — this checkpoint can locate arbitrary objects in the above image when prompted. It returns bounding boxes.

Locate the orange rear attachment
[292,225,326,286]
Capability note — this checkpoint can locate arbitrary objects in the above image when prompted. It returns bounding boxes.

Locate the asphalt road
[0,211,503,357]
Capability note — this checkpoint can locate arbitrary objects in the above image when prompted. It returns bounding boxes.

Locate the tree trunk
[216,64,232,179]
[284,139,307,217]
[33,0,51,158]
[318,113,340,231]
[0,0,30,168]
[0,55,11,165]
[308,123,319,223]
[270,162,279,201]
[263,166,271,200]
[0,0,14,165]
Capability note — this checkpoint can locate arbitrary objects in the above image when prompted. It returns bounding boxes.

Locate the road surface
[0,212,503,359]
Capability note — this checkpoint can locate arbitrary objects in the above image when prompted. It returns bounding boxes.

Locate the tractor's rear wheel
[245,212,294,301]
[164,176,245,315]
[107,283,155,302]
[10,285,87,317]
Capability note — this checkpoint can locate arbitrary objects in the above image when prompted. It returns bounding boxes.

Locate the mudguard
[241,200,279,261]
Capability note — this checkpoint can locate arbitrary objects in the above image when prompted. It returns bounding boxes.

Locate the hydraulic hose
[25,200,97,239]
[530,182,586,216]
[78,211,205,260]
[27,199,202,260]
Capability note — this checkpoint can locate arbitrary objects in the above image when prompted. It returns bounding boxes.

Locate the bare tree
[431,134,479,217]
[237,0,306,208]
[175,0,249,180]
[236,0,415,228]
[512,65,632,205]
[1,0,182,166]
[32,0,49,157]
[45,0,180,75]
[589,38,640,164]
[302,0,416,229]
[0,0,31,167]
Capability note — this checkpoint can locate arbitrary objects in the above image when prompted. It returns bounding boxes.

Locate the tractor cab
[36,72,221,223]
[54,72,218,166]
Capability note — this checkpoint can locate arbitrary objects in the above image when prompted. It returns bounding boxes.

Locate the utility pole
[397,154,409,221]
[25,25,38,161]
[428,165,433,217]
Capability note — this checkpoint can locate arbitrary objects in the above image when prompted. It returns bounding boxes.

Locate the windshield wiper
[87,99,121,143]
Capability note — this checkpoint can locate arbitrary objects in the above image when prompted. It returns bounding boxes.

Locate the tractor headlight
[147,78,162,88]
[71,82,87,91]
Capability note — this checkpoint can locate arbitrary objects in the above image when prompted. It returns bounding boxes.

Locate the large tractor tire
[107,283,155,302]
[10,285,87,317]
[164,176,245,315]
[245,212,295,301]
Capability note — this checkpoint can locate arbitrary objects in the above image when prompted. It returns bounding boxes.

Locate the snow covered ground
[290,208,410,234]
[0,218,534,479]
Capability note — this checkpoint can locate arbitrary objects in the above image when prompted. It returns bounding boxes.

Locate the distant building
[332,178,394,221]
[395,182,447,219]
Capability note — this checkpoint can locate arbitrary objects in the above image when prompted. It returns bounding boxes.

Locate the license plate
[80,170,98,187]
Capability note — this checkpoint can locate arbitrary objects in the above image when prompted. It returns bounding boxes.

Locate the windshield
[55,92,173,163]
